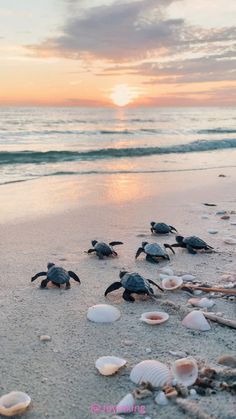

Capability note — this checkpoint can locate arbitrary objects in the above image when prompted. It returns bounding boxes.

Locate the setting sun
[110,84,138,107]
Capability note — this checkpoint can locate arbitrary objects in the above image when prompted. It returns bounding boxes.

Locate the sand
[0,167,236,419]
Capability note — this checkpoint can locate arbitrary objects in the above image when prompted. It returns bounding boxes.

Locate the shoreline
[0,167,236,419]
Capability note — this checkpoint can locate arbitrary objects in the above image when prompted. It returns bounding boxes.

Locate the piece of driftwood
[203,312,236,329]
[182,284,236,296]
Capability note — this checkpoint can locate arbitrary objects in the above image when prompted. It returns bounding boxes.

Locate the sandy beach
[0,167,236,419]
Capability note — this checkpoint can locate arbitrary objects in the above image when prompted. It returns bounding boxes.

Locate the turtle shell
[121,273,151,293]
[144,243,166,257]
[153,223,171,234]
[95,242,112,256]
[183,236,208,249]
[47,266,70,284]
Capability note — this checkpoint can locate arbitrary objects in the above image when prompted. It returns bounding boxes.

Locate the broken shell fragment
[116,393,135,414]
[162,276,183,290]
[87,304,121,323]
[95,356,126,376]
[188,297,215,308]
[172,357,198,386]
[182,310,211,331]
[155,391,168,406]
[0,391,31,417]
[130,360,172,388]
[140,311,169,325]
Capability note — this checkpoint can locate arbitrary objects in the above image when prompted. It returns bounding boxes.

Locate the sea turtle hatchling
[104,271,163,302]
[165,235,214,254]
[86,240,123,259]
[135,241,175,264]
[31,263,81,289]
[150,222,177,235]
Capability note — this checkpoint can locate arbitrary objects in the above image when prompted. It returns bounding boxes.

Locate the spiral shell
[0,391,31,417]
[95,356,126,376]
[87,304,121,323]
[130,360,172,388]
[140,311,169,325]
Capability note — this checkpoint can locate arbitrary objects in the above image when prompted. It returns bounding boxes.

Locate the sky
[0,0,235,107]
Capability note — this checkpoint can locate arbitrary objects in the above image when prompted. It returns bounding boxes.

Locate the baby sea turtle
[31,263,81,289]
[104,271,163,302]
[86,240,123,259]
[135,241,175,264]
[165,235,214,254]
[150,222,177,235]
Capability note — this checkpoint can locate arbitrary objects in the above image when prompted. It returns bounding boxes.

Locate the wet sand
[0,168,236,419]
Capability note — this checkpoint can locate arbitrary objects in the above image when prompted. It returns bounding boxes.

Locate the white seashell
[162,276,183,290]
[169,350,188,358]
[0,391,31,417]
[208,229,218,234]
[189,389,198,399]
[87,304,121,323]
[140,311,169,325]
[224,237,236,245]
[182,310,211,331]
[40,335,51,342]
[182,274,195,282]
[171,357,198,386]
[95,356,126,376]
[159,273,170,281]
[145,348,152,354]
[188,297,215,308]
[155,391,168,406]
[116,393,135,415]
[130,360,172,388]
[160,267,174,276]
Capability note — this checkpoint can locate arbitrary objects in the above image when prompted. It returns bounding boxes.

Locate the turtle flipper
[40,278,49,288]
[65,281,71,290]
[164,243,176,254]
[104,282,122,296]
[31,271,47,282]
[68,271,81,283]
[186,244,197,254]
[147,279,164,292]
[109,241,123,246]
[169,225,178,233]
[123,289,135,302]
[135,247,144,259]
[87,248,96,254]
[146,254,159,264]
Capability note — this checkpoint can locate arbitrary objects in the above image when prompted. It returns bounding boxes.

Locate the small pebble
[218,354,236,368]
[201,215,209,219]
[123,340,134,346]
[230,221,236,225]
[40,335,51,342]
[189,389,198,399]
[224,237,236,245]
[221,215,230,220]
[193,290,203,295]
[216,210,227,215]
[160,267,174,276]
[155,391,168,406]
[145,348,152,354]
[182,274,195,282]
[230,210,236,214]
[159,273,170,280]
[208,229,218,234]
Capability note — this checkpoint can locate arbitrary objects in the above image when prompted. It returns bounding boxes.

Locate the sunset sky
[0,0,236,107]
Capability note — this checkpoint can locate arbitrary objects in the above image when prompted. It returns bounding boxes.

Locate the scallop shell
[116,393,135,414]
[87,304,121,323]
[182,310,211,331]
[172,357,198,386]
[130,360,172,388]
[188,297,215,308]
[0,391,31,417]
[140,311,169,325]
[95,356,126,376]
[162,276,183,290]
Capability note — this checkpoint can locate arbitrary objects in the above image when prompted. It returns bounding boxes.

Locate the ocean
[0,106,236,186]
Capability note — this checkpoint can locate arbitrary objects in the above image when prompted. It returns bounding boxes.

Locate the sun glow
[110,84,138,107]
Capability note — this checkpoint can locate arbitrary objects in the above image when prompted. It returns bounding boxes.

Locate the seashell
[0,391,31,417]
[189,389,198,399]
[95,356,126,376]
[162,276,183,291]
[193,290,203,296]
[140,311,169,325]
[217,354,236,368]
[87,304,121,323]
[208,229,218,234]
[39,335,51,342]
[116,393,135,415]
[145,348,152,354]
[182,311,211,331]
[155,391,168,406]
[172,357,198,386]
[169,350,188,358]
[175,383,189,397]
[160,267,174,276]
[159,273,170,281]
[201,214,209,219]
[133,388,152,399]
[187,297,215,308]
[230,220,236,225]
[163,385,178,398]
[182,274,195,282]
[175,398,213,419]
[130,360,172,388]
[224,237,236,245]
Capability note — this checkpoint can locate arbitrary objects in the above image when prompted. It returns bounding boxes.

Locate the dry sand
[0,168,236,419]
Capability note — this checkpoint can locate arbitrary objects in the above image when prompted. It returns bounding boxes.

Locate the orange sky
[0,0,235,107]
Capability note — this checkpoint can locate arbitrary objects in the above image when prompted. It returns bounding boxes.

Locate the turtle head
[47,262,55,269]
[150,222,156,227]
[175,235,184,244]
[142,241,148,248]
[119,270,128,279]
[92,240,98,247]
